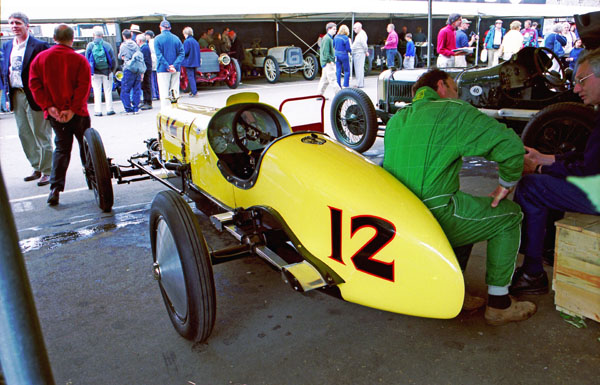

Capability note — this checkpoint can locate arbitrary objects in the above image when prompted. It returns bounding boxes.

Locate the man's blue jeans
[186,67,197,95]
[386,48,398,68]
[120,70,141,112]
[514,174,599,274]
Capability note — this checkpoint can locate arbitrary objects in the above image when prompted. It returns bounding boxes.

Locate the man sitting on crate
[383,69,536,326]
[510,48,600,296]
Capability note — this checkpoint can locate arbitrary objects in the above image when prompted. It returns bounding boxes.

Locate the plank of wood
[554,280,600,323]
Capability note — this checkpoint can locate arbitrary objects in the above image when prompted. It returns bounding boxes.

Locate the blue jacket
[405,40,415,57]
[2,36,49,111]
[484,27,506,49]
[544,33,567,57]
[154,30,185,72]
[140,43,152,73]
[456,29,469,49]
[182,36,201,67]
[333,34,351,58]
[85,38,116,75]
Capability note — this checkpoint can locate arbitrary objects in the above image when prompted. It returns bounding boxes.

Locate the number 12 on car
[327,206,396,282]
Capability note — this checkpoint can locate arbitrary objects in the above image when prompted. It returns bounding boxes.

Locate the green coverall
[383,86,525,291]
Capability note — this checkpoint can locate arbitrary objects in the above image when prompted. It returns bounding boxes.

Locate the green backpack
[92,41,109,70]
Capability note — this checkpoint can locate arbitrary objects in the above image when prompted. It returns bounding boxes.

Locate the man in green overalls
[383,69,536,325]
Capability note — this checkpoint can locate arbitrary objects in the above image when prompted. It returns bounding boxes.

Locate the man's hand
[58,109,74,123]
[524,146,555,166]
[489,185,512,208]
[48,106,61,121]
[168,65,176,73]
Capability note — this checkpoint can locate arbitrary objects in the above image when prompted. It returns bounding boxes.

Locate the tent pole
[0,164,55,385]
[350,12,355,83]
[275,19,279,47]
[427,0,432,68]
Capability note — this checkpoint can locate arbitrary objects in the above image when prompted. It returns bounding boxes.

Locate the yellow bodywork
[158,95,464,319]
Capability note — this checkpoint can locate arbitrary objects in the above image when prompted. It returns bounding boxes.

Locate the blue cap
[160,20,171,29]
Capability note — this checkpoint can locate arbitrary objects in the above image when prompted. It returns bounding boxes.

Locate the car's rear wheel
[330,88,378,153]
[150,190,216,343]
[225,58,241,89]
[364,56,373,75]
[83,128,113,212]
[264,56,280,83]
[521,102,594,155]
[302,53,318,81]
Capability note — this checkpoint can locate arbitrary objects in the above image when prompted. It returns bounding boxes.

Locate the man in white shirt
[351,22,369,88]
[1,12,53,186]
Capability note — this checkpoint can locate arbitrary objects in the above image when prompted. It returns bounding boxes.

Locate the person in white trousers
[317,22,341,98]
[351,22,369,88]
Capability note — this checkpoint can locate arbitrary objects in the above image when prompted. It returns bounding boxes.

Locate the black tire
[393,52,402,69]
[264,55,280,83]
[150,190,216,342]
[302,53,318,81]
[330,88,378,153]
[521,102,595,155]
[83,128,113,212]
[226,58,242,89]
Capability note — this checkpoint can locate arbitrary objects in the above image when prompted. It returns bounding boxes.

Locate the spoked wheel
[83,127,113,212]
[179,67,190,92]
[150,190,216,342]
[264,56,280,83]
[302,53,318,80]
[330,88,378,153]
[225,58,241,89]
[521,102,594,155]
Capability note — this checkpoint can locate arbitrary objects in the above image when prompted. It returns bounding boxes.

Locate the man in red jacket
[436,13,465,68]
[29,24,92,206]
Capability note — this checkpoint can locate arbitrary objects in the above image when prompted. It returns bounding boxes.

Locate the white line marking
[9,187,90,203]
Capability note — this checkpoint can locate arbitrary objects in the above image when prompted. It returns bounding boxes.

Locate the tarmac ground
[1,73,599,384]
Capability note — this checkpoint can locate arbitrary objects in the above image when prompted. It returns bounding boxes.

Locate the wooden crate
[553,213,600,323]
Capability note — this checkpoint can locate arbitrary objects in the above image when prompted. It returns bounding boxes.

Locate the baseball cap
[448,13,462,24]
[462,18,471,24]
[160,20,171,29]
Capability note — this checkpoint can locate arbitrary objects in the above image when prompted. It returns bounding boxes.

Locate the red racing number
[327,207,396,282]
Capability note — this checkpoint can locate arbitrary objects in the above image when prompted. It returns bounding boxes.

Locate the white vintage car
[244,45,318,83]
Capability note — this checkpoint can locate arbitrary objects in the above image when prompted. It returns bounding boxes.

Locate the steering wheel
[533,47,567,87]
[232,105,282,154]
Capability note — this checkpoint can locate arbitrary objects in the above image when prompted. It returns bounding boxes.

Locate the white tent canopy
[2,0,597,24]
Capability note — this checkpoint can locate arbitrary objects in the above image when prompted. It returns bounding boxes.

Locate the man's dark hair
[144,30,155,38]
[122,29,132,40]
[9,12,29,25]
[412,69,451,96]
[54,24,74,43]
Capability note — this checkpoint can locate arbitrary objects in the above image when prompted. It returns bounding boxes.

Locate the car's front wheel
[521,102,594,155]
[330,88,378,153]
[302,53,318,81]
[83,127,113,212]
[225,58,241,89]
[150,190,216,343]
[264,56,280,83]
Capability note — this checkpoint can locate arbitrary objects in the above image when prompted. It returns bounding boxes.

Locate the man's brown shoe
[484,297,536,326]
[462,292,486,311]
[37,175,50,186]
[24,170,41,181]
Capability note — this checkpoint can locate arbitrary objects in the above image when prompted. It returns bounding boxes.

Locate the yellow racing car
[86,93,464,343]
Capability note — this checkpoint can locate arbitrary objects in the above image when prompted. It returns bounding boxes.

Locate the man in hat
[154,19,184,109]
[484,20,506,67]
[455,18,478,67]
[437,13,465,68]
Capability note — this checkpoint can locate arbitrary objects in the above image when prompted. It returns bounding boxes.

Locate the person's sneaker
[47,188,60,206]
[94,112,102,117]
[37,174,50,186]
[462,292,486,311]
[509,267,549,295]
[106,111,116,116]
[24,170,41,182]
[140,104,152,110]
[484,297,537,326]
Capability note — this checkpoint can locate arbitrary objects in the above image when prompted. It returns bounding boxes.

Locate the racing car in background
[82,92,464,343]
[330,46,595,154]
[180,49,241,91]
[244,45,318,83]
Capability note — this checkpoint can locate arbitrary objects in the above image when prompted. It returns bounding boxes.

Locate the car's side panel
[233,134,464,319]
[158,105,236,208]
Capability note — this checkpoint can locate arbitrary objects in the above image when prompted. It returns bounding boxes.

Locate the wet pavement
[1,75,599,384]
